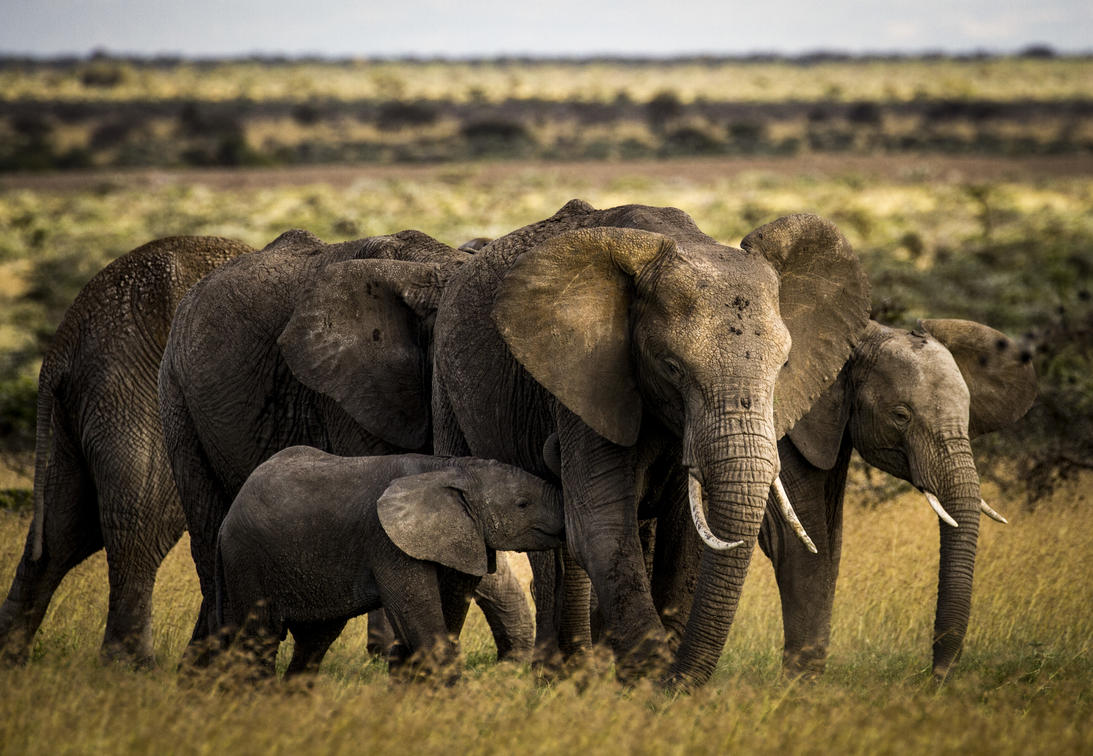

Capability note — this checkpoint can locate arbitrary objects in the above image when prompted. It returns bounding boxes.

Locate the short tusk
[772,478,818,554]
[688,474,744,552]
[923,490,959,527]
[979,498,1008,524]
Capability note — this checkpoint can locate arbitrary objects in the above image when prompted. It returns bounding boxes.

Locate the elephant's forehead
[654,245,779,305]
[879,335,969,400]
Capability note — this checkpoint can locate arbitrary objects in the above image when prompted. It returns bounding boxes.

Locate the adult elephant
[158,228,532,664]
[753,318,1036,680]
[431,199,871,688]
[0,236,253,666]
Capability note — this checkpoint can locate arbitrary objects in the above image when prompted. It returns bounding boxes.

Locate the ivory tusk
[772,478,818,554]
[979,498,1008,524]
[688,474,744,552]
[923,490,959,527]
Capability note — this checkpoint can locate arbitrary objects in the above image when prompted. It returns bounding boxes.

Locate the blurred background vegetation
[1,52,1091,170]
[0,52,1090,504]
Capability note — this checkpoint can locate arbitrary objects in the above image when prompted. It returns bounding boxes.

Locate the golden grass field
[3,57,1090,104]
[0,154,1091,753]
[0,471,1089,754]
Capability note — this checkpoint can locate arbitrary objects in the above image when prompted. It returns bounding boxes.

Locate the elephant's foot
[612,627,672,684]
[0,606,35,667]
[99,637,156,670]
[781,645,827,681]
[387,642,462,687]
[0,634,32,667]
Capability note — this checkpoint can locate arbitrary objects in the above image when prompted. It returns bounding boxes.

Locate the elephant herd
[0,199,1037,689]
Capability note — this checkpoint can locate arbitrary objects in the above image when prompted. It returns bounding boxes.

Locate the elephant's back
[46,236,252,426]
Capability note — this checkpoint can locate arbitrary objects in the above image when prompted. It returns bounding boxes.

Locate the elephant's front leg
[375,556,460,683]
[556,412,666,680]
[756,437,849,678]
[470,554,534,663]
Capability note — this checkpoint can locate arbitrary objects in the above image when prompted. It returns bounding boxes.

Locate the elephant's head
[789,318,1037,678]
[377,460,564,576]
[276,230,467,451]
[492,204,871,686]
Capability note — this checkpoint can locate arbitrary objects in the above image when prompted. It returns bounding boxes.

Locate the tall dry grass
[0,471,1089,754]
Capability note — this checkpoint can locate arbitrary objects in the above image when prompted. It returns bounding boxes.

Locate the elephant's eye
[515,498,530,509]
[891,405,912,425]
[661,355,685,380]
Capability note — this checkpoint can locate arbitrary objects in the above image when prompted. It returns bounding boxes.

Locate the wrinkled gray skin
[215,448,563,680]
[432,199,870,687]
[0,236,253,666]
[159,229,534,664]
[638,319,1036,680]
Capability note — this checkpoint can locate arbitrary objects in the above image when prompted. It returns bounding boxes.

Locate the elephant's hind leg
[0,426,101,665]
[284,617,348,678]
[96,454,186,668]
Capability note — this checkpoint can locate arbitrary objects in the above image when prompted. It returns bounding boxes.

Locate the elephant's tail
[214,541,226,630]
[29,368,58,562]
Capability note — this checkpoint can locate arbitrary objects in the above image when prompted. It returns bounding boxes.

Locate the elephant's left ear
[919,318,1038,437]
[787,367,850,470]
[742,214,871,437]
[278,259,447,450]
[376,469,488,576]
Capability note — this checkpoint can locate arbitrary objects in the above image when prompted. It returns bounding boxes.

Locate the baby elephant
[215,447,563,680]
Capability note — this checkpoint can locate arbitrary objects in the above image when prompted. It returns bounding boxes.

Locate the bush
[460,119,532,156]
[661,126,723,156]
[0,376,37,457]
[376,101,439,131]
[645,91,683,132]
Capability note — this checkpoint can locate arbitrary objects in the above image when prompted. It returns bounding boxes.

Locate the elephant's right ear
[278,259,446,450]
[376,470,488,576]
[919,318,1038,437]
[492,227,676,447]
[787,367,850,470]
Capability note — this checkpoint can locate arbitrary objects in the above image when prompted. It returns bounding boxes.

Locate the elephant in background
[215,448,563,681]
[641,318,1035,680]
[0,236,253,666]
[158,228,533,665]
[431,199,870,687]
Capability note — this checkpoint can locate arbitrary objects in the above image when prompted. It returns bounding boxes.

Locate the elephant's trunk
[666,417,778,689]
[925,435,982,680]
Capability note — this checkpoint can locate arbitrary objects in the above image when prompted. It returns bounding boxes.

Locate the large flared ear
[742,214,871,438]
[278,259,447,450]
[787,367,850,470]
[492,227,676,447]
[919,318,1037,437]
[376,469,488,576]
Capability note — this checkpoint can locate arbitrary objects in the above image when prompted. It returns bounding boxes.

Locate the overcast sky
[3,0,1090,58]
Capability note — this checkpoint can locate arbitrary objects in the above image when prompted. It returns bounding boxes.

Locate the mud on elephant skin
[158,228,533,666]
[431,199,870,688]
[0,236,253,667]
[215,448,563,681]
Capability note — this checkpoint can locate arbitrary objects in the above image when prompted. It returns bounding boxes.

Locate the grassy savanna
[0,156,1090,752]
[0,473,1089,753]
[3,56,1091,170]
[3,56,1090,104]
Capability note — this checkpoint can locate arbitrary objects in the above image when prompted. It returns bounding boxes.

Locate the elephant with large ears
[215,449,563,681]
[751,318,1037,680]
[0,236,253,666]
[431,199,870,687]
[158,229,531,665]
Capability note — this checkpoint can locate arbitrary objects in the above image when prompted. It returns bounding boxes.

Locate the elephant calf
[215,447,563,680]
